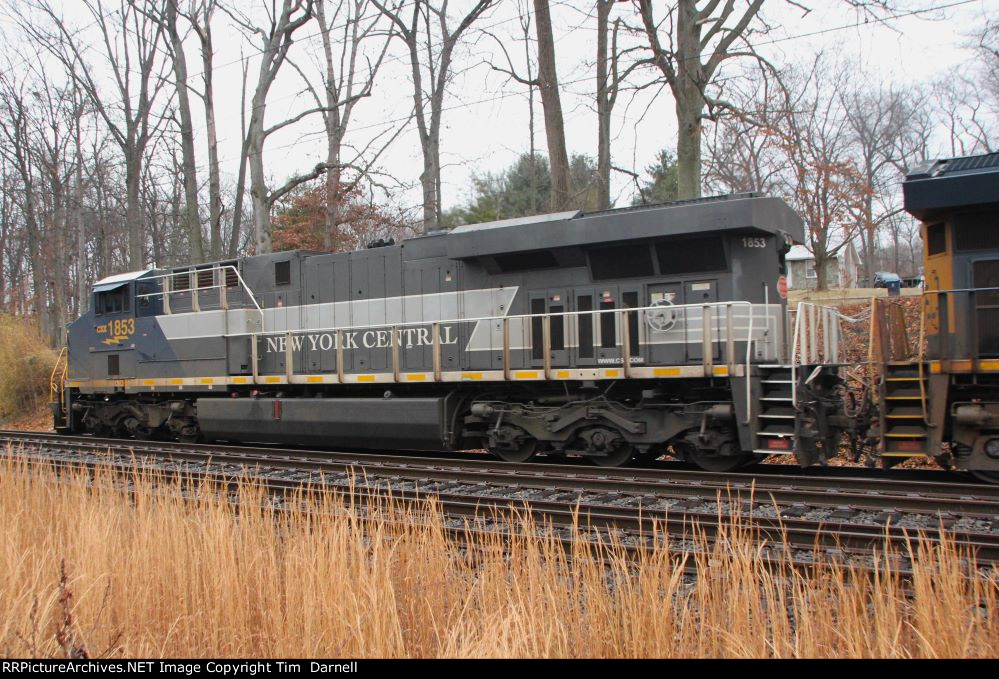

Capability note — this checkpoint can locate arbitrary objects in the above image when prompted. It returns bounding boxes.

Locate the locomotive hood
[444,193,804,259]
[904,152,999,221]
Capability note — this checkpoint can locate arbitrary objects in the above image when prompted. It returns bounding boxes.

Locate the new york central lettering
[263,325,458,354]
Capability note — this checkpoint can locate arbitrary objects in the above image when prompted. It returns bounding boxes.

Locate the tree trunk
[675,1,703,200]
[418,142,439,230]
[167,0,204,262]
[533,0,571,211]
[675,89,703,200]
[248,76,271,253]
[125,148,144,269]
[813,252,830,292]
[196,6,223,260]
[319,1,342,251]
[596,0,611,210]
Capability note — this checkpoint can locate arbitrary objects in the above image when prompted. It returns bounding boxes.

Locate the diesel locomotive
[49,150,999,481]
[877,151,999,483]
[52,193,851,471]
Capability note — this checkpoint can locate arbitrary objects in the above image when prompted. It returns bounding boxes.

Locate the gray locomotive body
[59,194,848,469]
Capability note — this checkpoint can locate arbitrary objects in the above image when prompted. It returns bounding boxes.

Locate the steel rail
[4,430,998,526]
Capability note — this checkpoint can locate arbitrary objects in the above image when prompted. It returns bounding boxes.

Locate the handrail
[49,347,68,415]
[240,300,779,384]
[133,265,266,333]
[917,296,928,422]
[246,300,771,341]
[920,286,999,362]
[790,301,864,408]
[744,303,755,424]
[790,304,803,407]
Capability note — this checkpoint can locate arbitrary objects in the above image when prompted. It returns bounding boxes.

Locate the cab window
[96,286,131,315]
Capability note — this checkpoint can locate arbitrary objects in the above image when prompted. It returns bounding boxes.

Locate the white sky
[6,0,997,215]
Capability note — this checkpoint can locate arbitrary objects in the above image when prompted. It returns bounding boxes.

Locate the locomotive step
[752,449,795,456]
[884,425,929,438]
[759,413,796,420]
[884,406,924,418]
[884,384,922,396]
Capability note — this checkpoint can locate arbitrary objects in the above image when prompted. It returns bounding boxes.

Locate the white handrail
[246,299,778,381]
[133,264,266,333]
[790,301,867,407]
[246,299,770,340]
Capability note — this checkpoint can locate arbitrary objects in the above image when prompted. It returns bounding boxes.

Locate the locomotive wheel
[488,438,538,463]
[741,453,768,468]
[686,450,755,473]
[677,441,756,473]
[589,444,635,468]
[972,470,999,485]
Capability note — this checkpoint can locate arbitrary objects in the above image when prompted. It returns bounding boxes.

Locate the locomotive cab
[901,152,999,481]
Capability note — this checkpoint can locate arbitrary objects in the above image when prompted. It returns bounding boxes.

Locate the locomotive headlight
[986,439,999,460]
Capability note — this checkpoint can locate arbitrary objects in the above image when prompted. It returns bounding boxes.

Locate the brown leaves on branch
[271,180,413,254]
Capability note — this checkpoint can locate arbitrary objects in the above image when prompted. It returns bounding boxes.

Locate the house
[785,242,862,290]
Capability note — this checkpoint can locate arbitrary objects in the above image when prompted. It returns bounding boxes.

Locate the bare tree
[373,0,494,231]
[775,59,865,291]
[595,0,645,210]
[0,74,48,338]
[636,0,765,199]
[180,0,224,260]
[226,0,318,254]
[635,0,892,200]
[531,0,572,211]
[933,19,998,157]
[21,0,170,270]
[309,0,394,250]
[842,81,925,284]
[164,0,204,262]
[485,0,542,212]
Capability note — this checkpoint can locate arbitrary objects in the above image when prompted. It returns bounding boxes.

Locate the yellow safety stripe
[66,364,746,389]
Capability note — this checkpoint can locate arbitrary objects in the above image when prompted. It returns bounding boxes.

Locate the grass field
[0,316,56,423]
[0,454,995,658]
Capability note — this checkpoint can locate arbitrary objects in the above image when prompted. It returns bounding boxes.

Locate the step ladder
[879,363,930,458]
[753,365,798,457]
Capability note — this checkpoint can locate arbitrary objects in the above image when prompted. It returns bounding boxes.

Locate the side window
[275,260,291,286]
[95,286,130,315]
[135,280,158,316]
[927,223,947,256]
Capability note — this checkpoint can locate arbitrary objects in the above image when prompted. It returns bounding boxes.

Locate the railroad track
[3,430,999,570]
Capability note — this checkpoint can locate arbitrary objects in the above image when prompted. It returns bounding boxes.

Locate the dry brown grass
[0,316,57,421]
[0,454,996,658]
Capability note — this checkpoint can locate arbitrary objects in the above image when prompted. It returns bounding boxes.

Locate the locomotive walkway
[3,430,999,573]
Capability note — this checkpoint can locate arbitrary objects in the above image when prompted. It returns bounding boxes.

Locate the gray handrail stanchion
[702,305,713,376]
[621,309,631,378]
[432,322,442,382]
[502,317,511,380]
[336,330,345,384]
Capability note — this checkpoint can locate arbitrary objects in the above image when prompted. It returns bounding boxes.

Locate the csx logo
[97,318,135,345]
